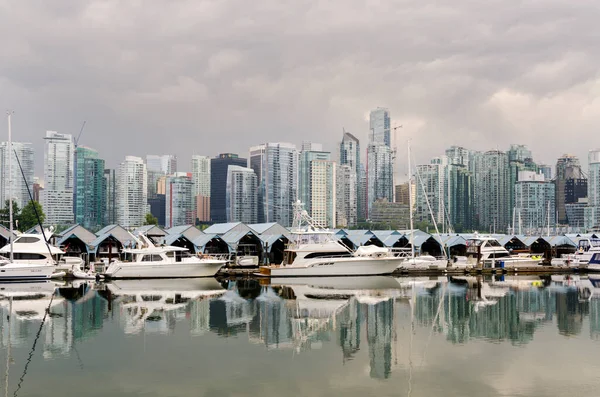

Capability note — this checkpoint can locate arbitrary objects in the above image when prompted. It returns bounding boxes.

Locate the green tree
[17,200,45,232]
[144,213,158,226]
[0,199,21,228]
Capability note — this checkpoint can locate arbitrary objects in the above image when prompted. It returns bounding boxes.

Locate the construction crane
[72,121,87,223]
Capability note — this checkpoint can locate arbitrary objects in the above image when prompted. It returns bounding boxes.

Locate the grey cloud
[1,0,599,174]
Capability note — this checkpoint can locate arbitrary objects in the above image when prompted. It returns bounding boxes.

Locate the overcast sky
[2,0,599,177]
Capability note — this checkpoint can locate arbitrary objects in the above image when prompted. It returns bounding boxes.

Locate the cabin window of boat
[141,255,154,262]
[492,252,510,259]
[166,251,175,258]
[14,236,40,243]
[591,239,600,247]
[13,253,47,260]
[304,252,352,259]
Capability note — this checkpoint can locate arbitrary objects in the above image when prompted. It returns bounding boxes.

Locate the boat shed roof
[133,225,167,237]
[165,225,203,241]
[192,234,228,251]
[56,224,97,246]
[222,230,260,246]
[541,235,577,247]
[204,222,249,235]
[248,223,290,236]
[441,235,467,247]
[260,234,289,251]
[90,232,139,251]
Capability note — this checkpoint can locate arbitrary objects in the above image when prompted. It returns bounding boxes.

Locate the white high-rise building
[514,171,555,234]
[116,156,147,228]
[472,150,510,232]
[339,131,360,225]
[146,154,177,175]
[42,131,74,226]
[191,155,211,222]
[310,160,336,228]
[298,142,331,217]
[165,173,194,228]
[586,150,600,229]
[0,142,34,209]
[226,166,257,224]
[336,164,357,228]
[249,143,298,226]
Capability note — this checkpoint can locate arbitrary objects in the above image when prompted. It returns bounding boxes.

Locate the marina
[0,274,599,397]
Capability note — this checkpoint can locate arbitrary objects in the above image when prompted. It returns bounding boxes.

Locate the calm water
[1,275,600,397]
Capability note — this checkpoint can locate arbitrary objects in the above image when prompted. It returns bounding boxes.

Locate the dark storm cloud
[1,0,599,174]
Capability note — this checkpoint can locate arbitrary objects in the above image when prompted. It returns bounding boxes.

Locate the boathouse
[133,225,168,245]
[204,222,264,264]
[165,225,203,252]
[91,225,139,262]
[55,224,97,264]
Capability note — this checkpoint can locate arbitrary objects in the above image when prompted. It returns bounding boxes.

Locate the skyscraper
[369,108,391,147]
[555,154,585,225]
[514,171,555,233]
[339,131,360,225]
[586,150,600,229]
[310,160,336,228]
[473,150,509,232]
[366,109,393,218]
[165,173,194,228]
[210,153,247,223]
[0,141,34,209]
[249,143,298,226]
[191,155,211,222]
[116,156,147,228]
[298,142,330,217]
[415,161,444,226]
[336,164,357,228]
[507,144,536,223]
[74,146,105,230]
[146,154,177,175]
[103,169,117,225]
[225,165,257,224]
[42,131,74,226]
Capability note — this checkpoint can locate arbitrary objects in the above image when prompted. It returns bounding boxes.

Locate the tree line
[0,200,46,232]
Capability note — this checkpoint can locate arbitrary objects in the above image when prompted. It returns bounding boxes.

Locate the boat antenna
[7,111,14,262]
[13,150,55,263]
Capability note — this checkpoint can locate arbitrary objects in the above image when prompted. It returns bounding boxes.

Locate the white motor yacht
[552,237,600,269]
[103,234,227,279]
[257,202,402,278]
[465,233,543,269]
[397,255,449,271]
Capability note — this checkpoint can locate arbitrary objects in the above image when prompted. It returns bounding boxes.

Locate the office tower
[339,131,360,226]
[336,164,357,228]
[146,170,162,200]
[249,143,298,226]
[210,153,247,223]
[225,166,257,224]
[191,155,211,222]
[514,171,555,233]
[472,150,509,232]
[298,142,330,217]
[103,169,117,225]
[74,146,105,229]
[369,107,391,147]
[555,154,584,225]
[507,144,536,223]
[538,164,552,181]
[146,154,177,175]
[366,108,393,218]
[148,194,166,227]
[414,161,444,226]
[116,156,147,228]
[446,164,474,232]
[0,141,34,209]
[586,150,600,229]
[165,173,194,228]
[310,160,336,228]
[358,164,367,222]
[42,131,74,226]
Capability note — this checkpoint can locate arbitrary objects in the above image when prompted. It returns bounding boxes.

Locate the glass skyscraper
[165,173,194,228]
[210,153,247,223]
[75,146,105,230]
[0,141,34,210]
[366,108,393,218]
[42,131,74,226]
[226,165,257,224]
[339,131,360,225]
[116,156,147,228]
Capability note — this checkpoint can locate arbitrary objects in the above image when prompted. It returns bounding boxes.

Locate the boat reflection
[1,275,600,379]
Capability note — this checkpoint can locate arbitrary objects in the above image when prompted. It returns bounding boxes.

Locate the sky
[1,0,600,177]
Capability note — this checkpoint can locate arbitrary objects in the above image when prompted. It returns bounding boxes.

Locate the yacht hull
[104,260,226,279]
[258,257,401,277]
[0,264,55,281]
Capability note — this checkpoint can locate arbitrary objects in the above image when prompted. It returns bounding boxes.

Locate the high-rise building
[165,173,194,228]
[298,142,330,216]
[555,154,584,225]
[42,131,74,226]
[225,166,257,224]
[146,154,177,175]
[538,164,552,180]
[339,131,360,225]
[103,169,117,225]
[191,155,211,222]
[249,143,298,226]
[514,171,555,234]
[369,108,391,147]
[586,150,600,229]
[74,147,105,230]
[415,161,444,226]
[507,144,536,223]
[310,160,336,228]
[146,170,163,200]
[366,108,393,218]
[358,164,367,222]
[336,164,357,228]
[210,153,247,223]
[148,194,166,227]
[116,156,147,228]
[473,150,509,232]
[33,178,42,203]
[446,164,474,232]
[0,141,34,209]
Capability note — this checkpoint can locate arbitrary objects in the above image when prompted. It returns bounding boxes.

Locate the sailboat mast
[408,140,415,259]
[7,112,13,262]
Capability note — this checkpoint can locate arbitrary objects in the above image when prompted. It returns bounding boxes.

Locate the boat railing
[199,253,232,262]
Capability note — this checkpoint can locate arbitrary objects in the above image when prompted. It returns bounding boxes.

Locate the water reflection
[1,274,600,382]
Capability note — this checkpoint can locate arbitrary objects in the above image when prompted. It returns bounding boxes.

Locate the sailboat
[0,112,55,281]
[397,140,448,271]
